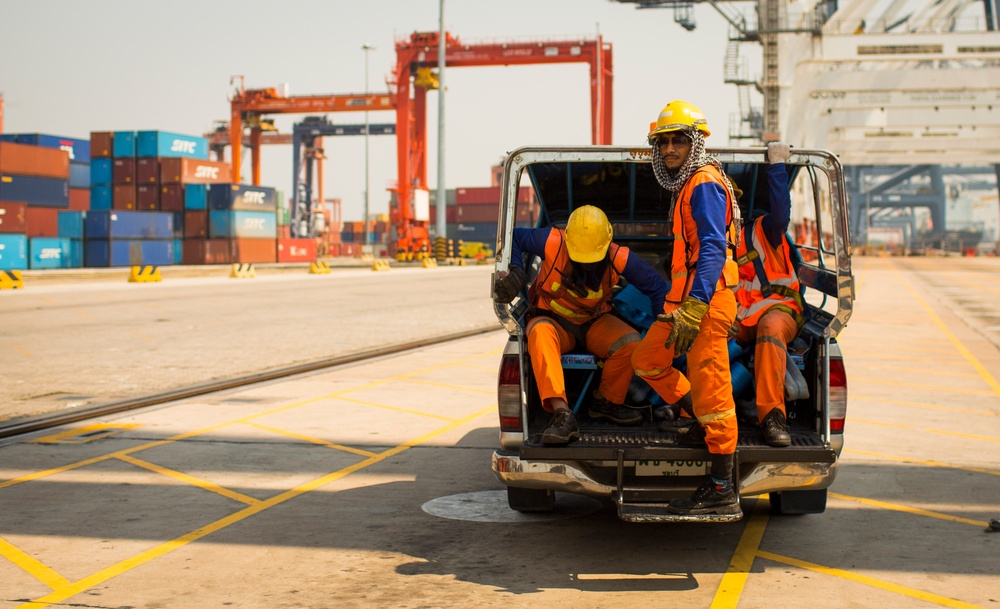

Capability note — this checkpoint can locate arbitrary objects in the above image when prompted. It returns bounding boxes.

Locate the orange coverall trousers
[735,307,799,422]
[632,288,738,455]
[526,313,641,412]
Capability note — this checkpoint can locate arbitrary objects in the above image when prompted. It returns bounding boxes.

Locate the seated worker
[731,141,804,447]
[493,205,669,445]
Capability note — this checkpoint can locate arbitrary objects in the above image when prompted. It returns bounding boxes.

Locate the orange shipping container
[230,238,276,263]
[68,188,90,211]
[0,142,70,179]
[277,238,317,262]
[159,158,232,184]
[25,207,59,237]
[0,202,27,233]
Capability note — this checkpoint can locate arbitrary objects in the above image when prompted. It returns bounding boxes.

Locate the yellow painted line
[18,406,495,608]
[927,429,1000,443]
[7,342,32,357]
[128,331,155,342]
[863,365,979,379]
[455,363,500,372]
[30,424,139,445]
[72,310,95,319]
[842,336,950,347]
[829,492,988,528]
[245,422,379,458]
[709,498,769,609]
[852,377,994,396]
[0,535,71,590]
[839,350,965,364]
[845,448,1000,477]
[756,550,988,609]
[405,377,495,394]
[852,395,999,417]
[849,418,910,429]
[116,454,260,506]
[892,265,1000,397]
[334,395,461,422]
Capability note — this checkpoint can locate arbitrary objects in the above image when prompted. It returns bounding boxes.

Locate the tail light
[498,354,523,432]
[829,357,847,433]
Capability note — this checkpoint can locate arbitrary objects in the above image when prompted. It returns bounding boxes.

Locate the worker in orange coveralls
[732,141,804,448]
[493,205,668,445]
[630,100,744,519]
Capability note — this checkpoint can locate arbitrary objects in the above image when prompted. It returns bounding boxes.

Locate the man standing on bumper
[631,100,743,518]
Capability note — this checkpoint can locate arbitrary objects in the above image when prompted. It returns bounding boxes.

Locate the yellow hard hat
[565,205,613,263]
[647,100,711,144]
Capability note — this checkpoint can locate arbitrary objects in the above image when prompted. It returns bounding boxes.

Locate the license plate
[635,460,708,477]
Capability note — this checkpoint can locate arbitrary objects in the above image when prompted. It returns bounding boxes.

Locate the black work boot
[761,409,792,447]
[542,408,579,445]
[653,392,693,423]
[588,393,642,426]
[666,478,742,517]
[665,419,706,446]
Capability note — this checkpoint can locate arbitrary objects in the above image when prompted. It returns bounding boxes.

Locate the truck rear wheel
[507,486,556,513]
[769,489,827,515]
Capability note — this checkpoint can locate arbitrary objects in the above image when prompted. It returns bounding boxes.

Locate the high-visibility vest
[734,216,803,326]
[531,229,629,325]
[664,165,739,309]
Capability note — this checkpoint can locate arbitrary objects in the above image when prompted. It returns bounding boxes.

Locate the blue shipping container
[85,210,174,240]
[209,183,277,212]
[209,210,277,238]
[0,234,28,270]
[184,183,207,210]
[69,162,90,188]
[136,131,208,159]
[85,239,173,267]
[29,237,74,269]
[90,158,112,185]
[90,184,112,210]
[113,131,136,157]
[4,133,91,162]
[0,174,69,208]
[173,238,183,265]
[449,222,497,244]
[58,211,86,239]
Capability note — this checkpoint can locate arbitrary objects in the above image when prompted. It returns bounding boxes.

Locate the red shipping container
[0,142,70,179]
[0,201,27,233]
[90,132,113,158]
[455,204,499,223]
[68,188,90,211]
[112,158,136,184]
[25,207,58,237]
[137,184,160,210]
[136,158,160,184]
[277,238,317,262]
[327,243,341,257]
[159,184,185,211]
[159,158,232,184]
[428,206,458,224]
[455,185,534,205]
[341,243,361,257]
[277,225,291,239]
[183,210,208,238]
[230,238,276,263]
[112,184,136,210]
[182,239,231,265]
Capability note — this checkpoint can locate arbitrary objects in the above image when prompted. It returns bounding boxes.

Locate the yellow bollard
[230,263,256,278]
[0,270,24,289]
[128,266,162,283]
[309,261,331,274]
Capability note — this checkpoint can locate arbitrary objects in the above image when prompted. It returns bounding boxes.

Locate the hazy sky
[0,0,742,221]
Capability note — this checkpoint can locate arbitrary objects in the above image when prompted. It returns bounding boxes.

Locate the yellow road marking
[406,377,495,394]
[245,421,379,458]
[334,395,461,421]
[849,419,998,442]
[0,535,71,590]
[30,424,139,445]
[863,365,979,378]
[116,454,261,505]
[852,395,999,417]
[838,350,965,363]
[829,492,988,527]
[709,498,769,609]
[7,342,32,357]
[72,310,95,319]
[756,550,989,609]
[841,336,950,347]
[129,331,155,342]
[18,406,495,608]
[927,429,1000,443]
[850,418,910,429]
[845,449,1000,477]
[851,377,994,395]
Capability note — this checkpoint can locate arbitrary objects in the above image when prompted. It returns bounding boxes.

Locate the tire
[507,486,556,513]
[769,489,827,515]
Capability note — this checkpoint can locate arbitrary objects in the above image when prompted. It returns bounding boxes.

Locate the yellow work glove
[658,296,710,355]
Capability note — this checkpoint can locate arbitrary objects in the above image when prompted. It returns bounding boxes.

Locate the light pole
[362,42,374,250]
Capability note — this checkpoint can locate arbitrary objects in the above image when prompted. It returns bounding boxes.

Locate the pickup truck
[491,145,854,522]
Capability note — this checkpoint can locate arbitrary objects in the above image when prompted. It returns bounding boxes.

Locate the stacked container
[199,183,278,264]
[83,210,175,267]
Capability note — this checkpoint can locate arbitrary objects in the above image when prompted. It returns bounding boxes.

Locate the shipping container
[85,239,174,267]
[230,238,276,263]
[0,141,70,179]
[57,210,86,239]
[173,238,183,265]
[29,237,75,269]
[84,210,174,240]
[8,133,90,162]
[183,210,208,238]
[0,234,28,270]
[112,184,136,210]
[209,210,277,239]
[0,202,27,234]
[90,132,113,158]
[159,184,185,211]
[0,174,68,208]
[277,238,317,262]
[136,184,160,210]
[208,183,277,212]
[171,212,184,239]
[136,158,159,184]
[112,158,136,184]
[183,183,207,210]
[136,131,208,159]
[68,188,90,211]
[112,131,136,157]
[182,239,231,265]
[69,163,90,189]
[25,207,59,237]
[90,184,112,210]
[448,222,497,243]
[90,158,112,184]
[159,157,231,184]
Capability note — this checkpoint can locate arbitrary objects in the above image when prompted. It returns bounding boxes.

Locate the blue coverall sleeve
[621,253,668,316]
[510,227,552,269]
[688,180,729,305]
[759,163,791,248]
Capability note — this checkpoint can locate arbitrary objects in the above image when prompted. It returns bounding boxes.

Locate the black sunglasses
[656,134,691,147]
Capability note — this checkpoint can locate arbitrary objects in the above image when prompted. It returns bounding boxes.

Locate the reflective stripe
[697,407,737,425]
[635,367,668,378]
[607,332,640,356]
[756,335,786,350]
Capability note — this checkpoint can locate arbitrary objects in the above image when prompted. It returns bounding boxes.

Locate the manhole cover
[421,490,603,523]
